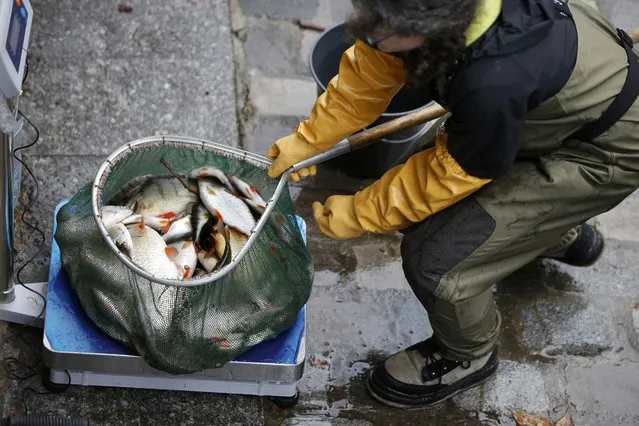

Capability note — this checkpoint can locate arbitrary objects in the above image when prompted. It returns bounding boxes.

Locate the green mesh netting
[54,138,314,374]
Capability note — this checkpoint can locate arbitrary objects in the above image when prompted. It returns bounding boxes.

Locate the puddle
[496,260,579,294]
[264,350,519,426]
[495,294,555,364]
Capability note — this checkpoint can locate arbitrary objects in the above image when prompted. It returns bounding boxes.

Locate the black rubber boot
[366,338,499,408]
[551,223,605,267]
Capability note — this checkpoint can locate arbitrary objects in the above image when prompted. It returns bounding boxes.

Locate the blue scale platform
[44,201,306,366]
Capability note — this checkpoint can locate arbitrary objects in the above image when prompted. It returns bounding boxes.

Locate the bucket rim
[308,22,433,118]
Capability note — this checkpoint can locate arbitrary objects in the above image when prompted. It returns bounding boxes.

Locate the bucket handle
[288,103,448,173]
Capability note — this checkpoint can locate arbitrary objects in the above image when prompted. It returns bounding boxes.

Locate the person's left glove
[266,134,320,182]
[312,133,493,239]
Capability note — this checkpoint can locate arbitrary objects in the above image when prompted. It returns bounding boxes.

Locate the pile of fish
[101,165,267,280]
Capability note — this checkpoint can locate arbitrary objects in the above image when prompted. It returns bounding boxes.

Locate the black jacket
[434,0,578,179]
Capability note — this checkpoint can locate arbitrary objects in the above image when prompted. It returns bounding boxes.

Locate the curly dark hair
[344,0,479,86]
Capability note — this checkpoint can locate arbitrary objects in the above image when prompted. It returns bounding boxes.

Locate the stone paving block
[597,0,639,30]
[244,115,305,156]
[30,0,232,60]
[238,0,320,20]
[631,304,639,350]
[594,190,639,243]
[300,30,322,71]
[566,363,639,417]
[312,269,341,287]
[23,55,238,156]
[304,286,432,387]
[572,412,639,426]
[249,71,317,117]
[351,241,409,291]
[315,0,355,27]
[244,17,309,78]
[551,240,639,299]
[454,360,550,415]
[328,0,355,23]
[520,296,619,357]
[6,374,265,425]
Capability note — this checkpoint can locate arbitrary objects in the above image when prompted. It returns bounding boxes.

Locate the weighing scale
[0,0,306,411]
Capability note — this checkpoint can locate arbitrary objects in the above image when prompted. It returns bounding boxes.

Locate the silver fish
[226,226,248,260]
[189,167,234,192]
[121,214,172,234]
[132,177,198,221]
[108,174,155,207]
[198,178,256,237]
[121,214,142,225]
[102,205,135,229]
[169,240,198,280]
[197,250,221,273]
[127,220,182,280]
[196,215,230,273]
[107,223,133,256]
[163,215,192,243]
[229,175,267,210]
[191,203,211,244]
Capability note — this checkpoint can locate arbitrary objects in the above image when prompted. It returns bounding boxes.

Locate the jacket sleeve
[296,39,408,151]
[352,133,492,233]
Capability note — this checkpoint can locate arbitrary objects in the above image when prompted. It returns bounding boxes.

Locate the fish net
[54,136,314,374]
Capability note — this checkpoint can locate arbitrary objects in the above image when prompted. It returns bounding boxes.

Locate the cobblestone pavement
[1,1,639,425]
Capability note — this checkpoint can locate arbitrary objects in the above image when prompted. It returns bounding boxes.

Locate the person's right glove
[267,39,408,182]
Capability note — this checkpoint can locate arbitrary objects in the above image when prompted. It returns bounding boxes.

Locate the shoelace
[416,339,472,393]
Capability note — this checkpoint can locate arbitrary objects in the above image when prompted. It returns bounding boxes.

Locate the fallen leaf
[118,4,133,13]
[513,411,553,426]
[554,412,574,426]
[309,356,328,367]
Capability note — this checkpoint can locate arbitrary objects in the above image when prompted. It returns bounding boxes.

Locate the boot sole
[551,226,605,267]
[366,371,494,409]
[365,350,499,409]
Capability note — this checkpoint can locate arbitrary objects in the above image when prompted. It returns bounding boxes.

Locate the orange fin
[159,212,177,220]
[165,247,179,260]
[182,266,191,279]
[137,217,146,233]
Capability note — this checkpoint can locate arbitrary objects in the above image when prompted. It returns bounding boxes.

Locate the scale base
[0,281,47,327]
[45,367,299,399]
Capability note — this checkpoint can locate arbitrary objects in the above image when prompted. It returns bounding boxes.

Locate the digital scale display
[5,0,26,73]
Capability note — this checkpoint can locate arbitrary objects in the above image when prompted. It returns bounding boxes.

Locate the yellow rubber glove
[267,39,408,181]
[312,134,493,239]
[312,195,366,240]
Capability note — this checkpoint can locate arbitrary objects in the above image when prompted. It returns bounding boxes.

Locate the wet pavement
[2,1,639,425]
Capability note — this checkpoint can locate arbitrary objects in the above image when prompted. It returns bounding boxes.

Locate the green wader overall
[401,0,639,360]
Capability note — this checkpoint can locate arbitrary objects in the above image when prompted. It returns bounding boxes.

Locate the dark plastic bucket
[309,23,436,179]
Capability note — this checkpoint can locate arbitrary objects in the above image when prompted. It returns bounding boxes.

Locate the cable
[20,371,72,415]
[1,109,71,414]
[22,50,29,86]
